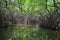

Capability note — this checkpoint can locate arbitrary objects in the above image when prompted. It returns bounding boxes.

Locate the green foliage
[1,0,60,16]
[1,0,60,40]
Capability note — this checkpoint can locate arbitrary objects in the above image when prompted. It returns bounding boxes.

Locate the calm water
[0,26,60,40]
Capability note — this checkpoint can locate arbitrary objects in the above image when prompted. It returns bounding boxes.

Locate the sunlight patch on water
[9,38,12,40]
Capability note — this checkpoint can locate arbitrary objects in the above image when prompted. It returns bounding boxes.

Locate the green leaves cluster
[1,0,60,15]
